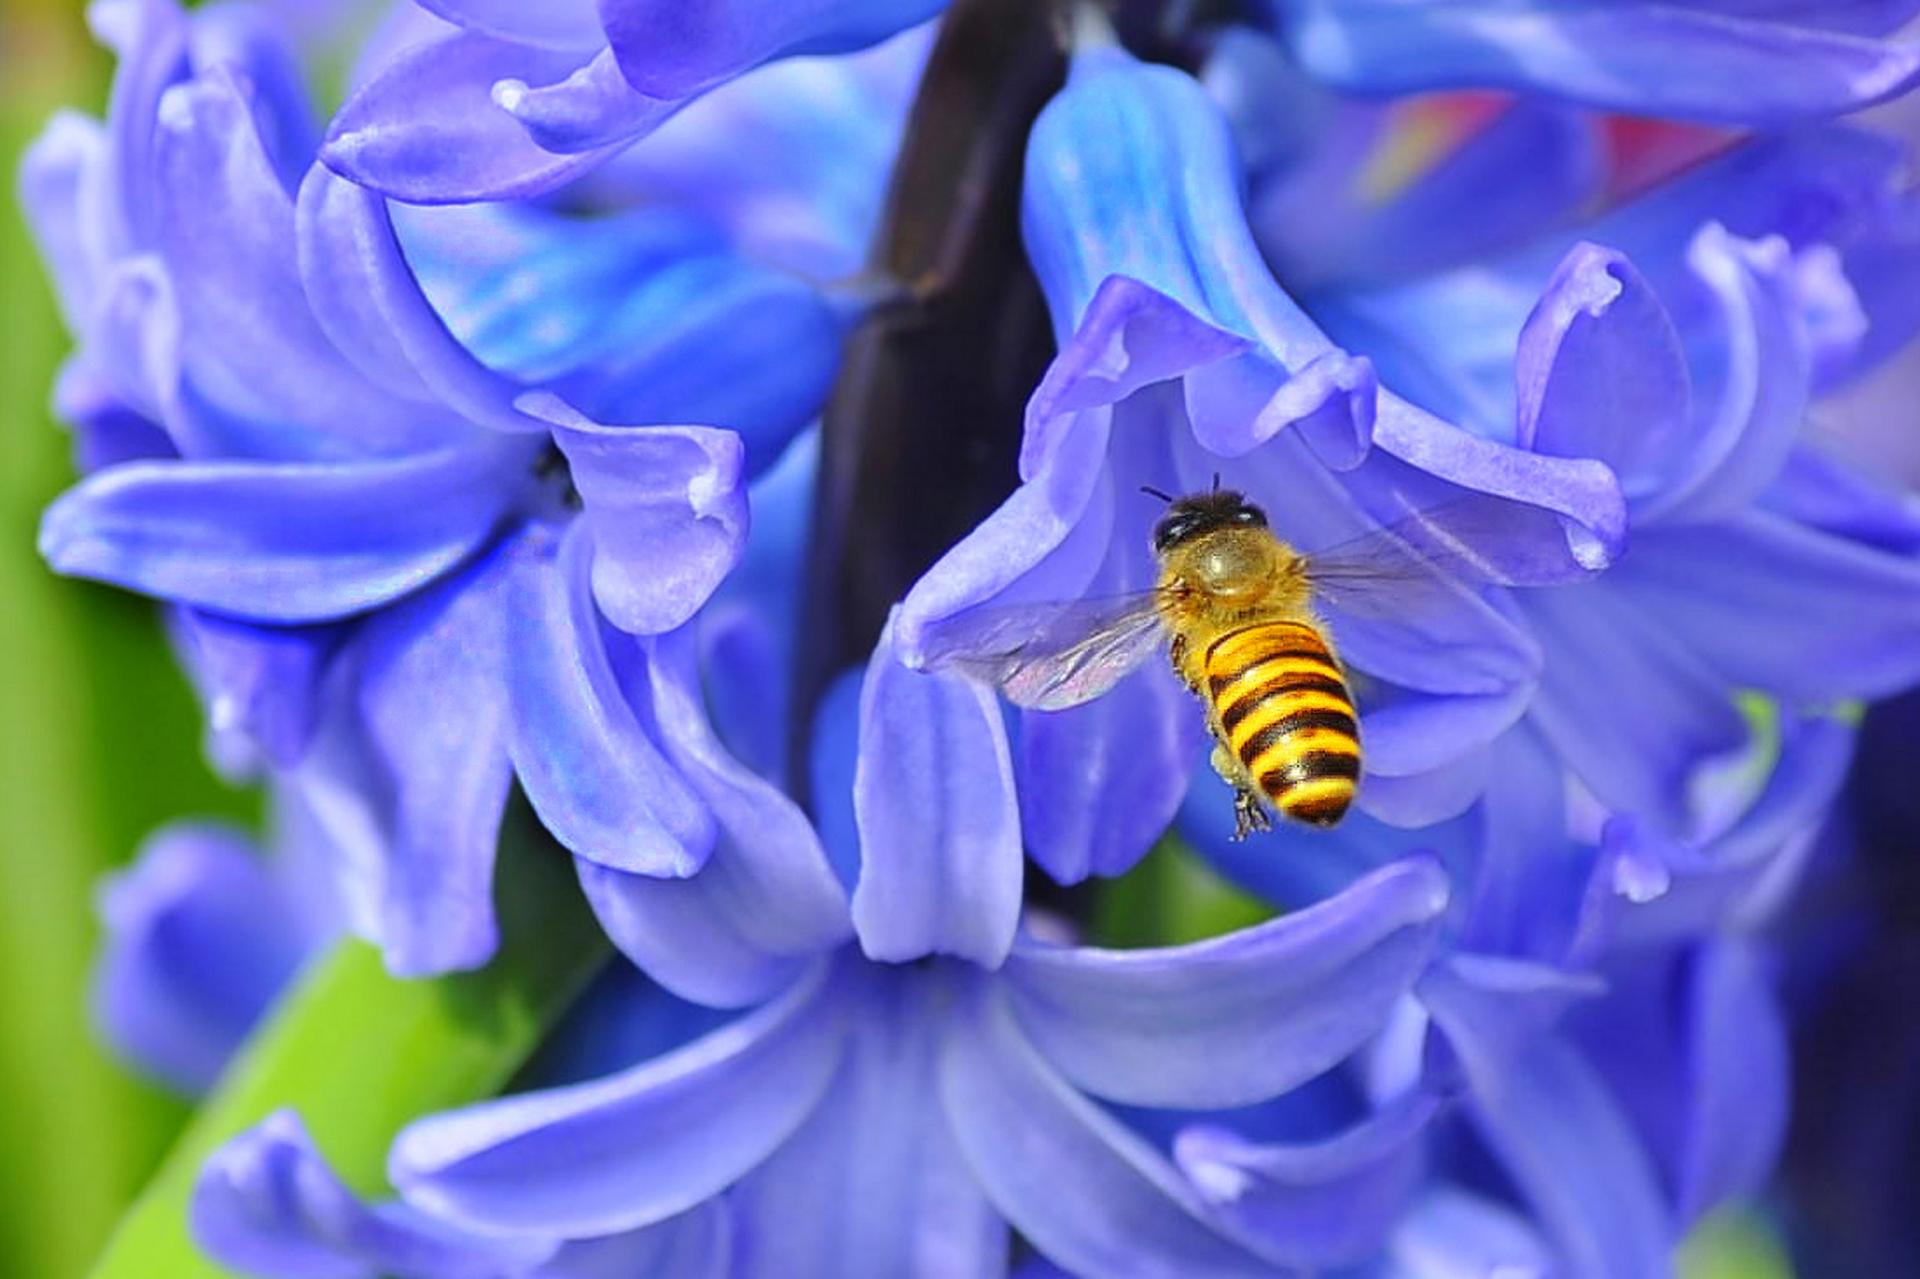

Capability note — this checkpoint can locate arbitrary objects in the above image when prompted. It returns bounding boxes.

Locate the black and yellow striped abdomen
[1203,620,1359,827]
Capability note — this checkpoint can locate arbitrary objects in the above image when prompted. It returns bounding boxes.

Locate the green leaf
[89,812,611,1277]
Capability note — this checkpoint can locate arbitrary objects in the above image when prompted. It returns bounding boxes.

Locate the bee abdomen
[1204,621,1358,827]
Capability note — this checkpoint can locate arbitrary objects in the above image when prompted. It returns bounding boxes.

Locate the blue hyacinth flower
[23,0,879,976]
[321,0,943,202]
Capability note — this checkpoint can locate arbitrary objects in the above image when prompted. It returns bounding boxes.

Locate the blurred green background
[0,1,1800,1275]
[1,1,257,1273]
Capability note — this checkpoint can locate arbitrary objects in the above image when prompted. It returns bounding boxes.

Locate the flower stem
[87,811,609,1277]
[791,0,1067,793]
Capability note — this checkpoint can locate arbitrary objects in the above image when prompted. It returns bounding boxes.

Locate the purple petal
[1255,94,1605,293]
[1641,226,1811,522]
[851,615,1022,968]
[1276,1,1920,124]
[323,29,658,204]
[1386,1188,1552,1279]
[1521,578,1749,832]
[150,71,454,460]
[1019,661,1206,884]
[1613,512,1920,703]
[1023,57,1376,468]
[170,608,337,771]
[39,445,523,624]
[730,964,1004,1279]
[529,395,747,635]
[295,167,546,433]
[576,627,850,1006]
[494,46,672,154]
[19,110,111,331]
[1174,1091,1437,1268]
[1763,443,1920,554]
[937,979,1274,1277]
[1516,244,1693,502]
[90,0,190,253]
[1674,942,1790,1220]
[535,1205,731,1279]
[1422,961,1674,1278]
[193,1111,556,1279]
[586,28,926,279]
[350,540,520,976]
[415,0,604,50]
[507,524,715,877]
[1599,714,1853,948]
[1003,857,1449,1109]
[53,354,175,474]
[392,966,845,1236]
[94,825,310,1096]
[598,0,945,98]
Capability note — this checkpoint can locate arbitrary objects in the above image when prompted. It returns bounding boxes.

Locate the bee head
[1149,489,1268,553]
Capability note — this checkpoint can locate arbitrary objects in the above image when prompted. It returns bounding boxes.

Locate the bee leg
[1169,634,1195,690]
[1231,789,1272,841]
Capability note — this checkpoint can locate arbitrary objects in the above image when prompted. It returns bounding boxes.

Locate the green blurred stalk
[1092,835,1277,947]
[0,4,256,1271]
[92,818,611,1277]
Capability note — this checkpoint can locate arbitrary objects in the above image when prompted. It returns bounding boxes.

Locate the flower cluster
[24,0,1920,1276]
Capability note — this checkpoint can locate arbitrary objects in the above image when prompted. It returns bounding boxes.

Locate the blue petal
[1173,1090,1437,1268]
[1254,89,1605,292]
[1422,961,1673,1278]
[584,27,927,279]
[576,626,850,1006]
[39,445,525,624]
[530,395,748,635]
[323,29,664,203]
[1020,661,1206,884]
[1672,942,1790,1220]
[151,71,455,460]
[170,608,337,772]
[1024,56,1376,467]
[348,538,521,976]
[1385,1188,1553,1279]
[506,523,716,877]
[1274,0,1920,124]
[534,1205,732,1278]
[1612,511,1920,703]
[414,0,603,50]
[936,978,1275,1277]
[94,825,310,1096]
[391,965,845,1236]
[193,1110,557,1279]
[598,0,945,98]
[851,615,1022,968]
[730,963,1004,1279]
[1515,244,1692,504]
[296,167,549,434]
[19,110,111,332]
[1520,578,1749,832]
[1598,714,1853,948]
[1004,857,1450,1109]
[1640,226,1811,523]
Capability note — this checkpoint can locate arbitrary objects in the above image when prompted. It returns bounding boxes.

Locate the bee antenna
[1139,484,1176,503]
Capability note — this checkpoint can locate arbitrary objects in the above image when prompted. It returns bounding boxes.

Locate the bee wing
[914,592,1170,711]
[1301,498,1582,621]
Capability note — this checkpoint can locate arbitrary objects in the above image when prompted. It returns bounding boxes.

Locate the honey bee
[917,485,1474,837]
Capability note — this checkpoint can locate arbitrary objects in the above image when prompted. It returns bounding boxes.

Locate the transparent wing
[914,592,1170,711]
[1301,497,1592,621]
